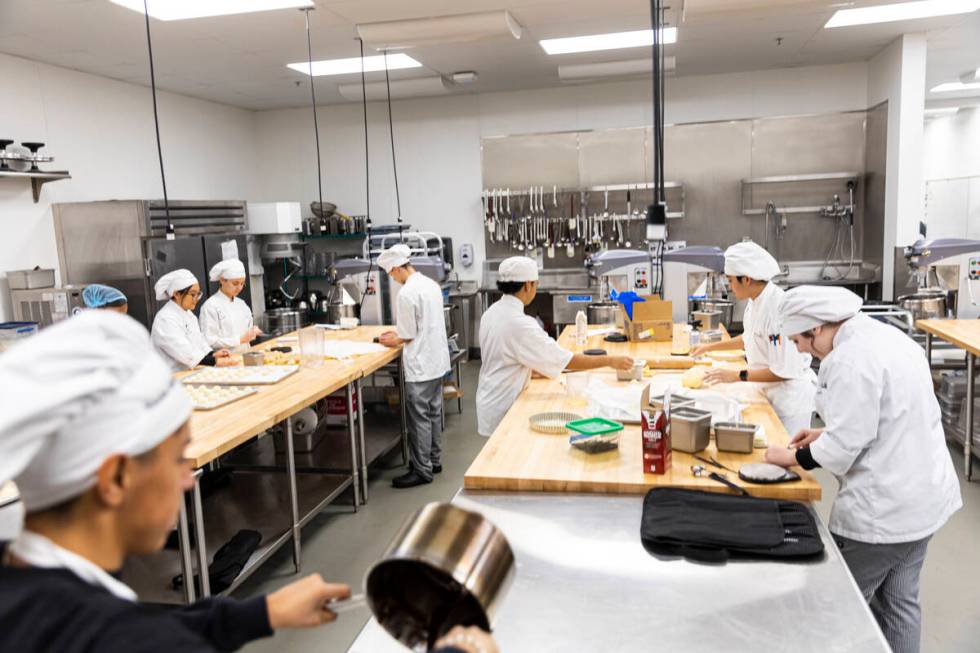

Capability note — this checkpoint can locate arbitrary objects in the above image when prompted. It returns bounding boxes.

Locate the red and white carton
[641,408,671,474]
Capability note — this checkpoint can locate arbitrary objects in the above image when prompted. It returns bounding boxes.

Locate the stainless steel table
[347,491,889,653]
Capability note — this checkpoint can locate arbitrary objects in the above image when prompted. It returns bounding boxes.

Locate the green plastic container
[565,417,624,437]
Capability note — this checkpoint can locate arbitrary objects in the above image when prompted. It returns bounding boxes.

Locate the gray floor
[240,361,980,653]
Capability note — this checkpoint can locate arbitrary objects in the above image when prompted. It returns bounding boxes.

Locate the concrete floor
[240,361,980,653]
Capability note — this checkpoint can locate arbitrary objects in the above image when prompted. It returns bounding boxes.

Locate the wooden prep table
[917,318,980,480]
[126,325,404,605]
[464,324,821,501]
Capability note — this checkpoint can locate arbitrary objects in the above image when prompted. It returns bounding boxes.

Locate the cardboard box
[620,296,673,342]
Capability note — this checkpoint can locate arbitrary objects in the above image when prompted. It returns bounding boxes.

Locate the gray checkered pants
[835,533,932,653]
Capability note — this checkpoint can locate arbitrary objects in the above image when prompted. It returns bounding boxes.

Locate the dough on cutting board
[682,367,706,389]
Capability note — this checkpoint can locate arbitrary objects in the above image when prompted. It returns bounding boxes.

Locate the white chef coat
[811,313,961,544]
[395,272,450,383]
[743,282,817,434]
[150,300,212,371]
[199,291,253,350]
[477,295,574,436]
[8,530,136,601]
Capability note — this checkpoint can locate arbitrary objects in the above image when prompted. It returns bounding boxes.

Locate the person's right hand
[610,356,635,371]
[266,574,350,629]
[435,626,500,653]
[690,343,713,357]
[789,428,824,449]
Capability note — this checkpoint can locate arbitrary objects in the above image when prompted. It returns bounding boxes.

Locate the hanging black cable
[303,8,324,211]
[382,50,403,238]
[358,38,374,310]
[142,0,171,232]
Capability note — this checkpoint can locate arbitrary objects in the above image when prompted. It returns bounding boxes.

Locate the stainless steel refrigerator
[53,200,251,328]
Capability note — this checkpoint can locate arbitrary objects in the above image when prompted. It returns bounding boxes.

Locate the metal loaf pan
[670,407,712,453]
[714,422,757,454]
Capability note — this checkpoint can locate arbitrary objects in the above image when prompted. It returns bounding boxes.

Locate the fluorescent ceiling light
[924,107,959,116]
[357,10,521,50]
[287,54,422,77]
[930,81,980,93]
[825,0,980,28]
[558,57,676,81]
[540,28,677,55]
[109,0,313,21]
[338,77,453,102]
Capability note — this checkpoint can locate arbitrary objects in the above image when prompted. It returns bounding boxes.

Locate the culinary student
[693,240,817,435]
[765,285,961,653]
[476,256,634,436]
[150,269,234,371]
[199,259,261,351]
[82,284,128,314]
[377,244,451,489]
[0,311,495,653]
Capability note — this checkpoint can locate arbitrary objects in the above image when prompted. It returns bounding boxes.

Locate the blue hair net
[82,284,127,308]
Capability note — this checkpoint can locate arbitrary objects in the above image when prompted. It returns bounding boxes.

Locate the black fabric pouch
[173,529,262,593]
[640,487,824,563]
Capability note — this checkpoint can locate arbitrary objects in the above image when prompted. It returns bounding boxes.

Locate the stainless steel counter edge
[347,490,889,653]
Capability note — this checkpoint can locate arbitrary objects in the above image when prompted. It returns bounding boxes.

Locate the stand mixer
[902,238,980,320]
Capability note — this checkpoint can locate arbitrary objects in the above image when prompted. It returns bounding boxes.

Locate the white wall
[253,62,870,281]
[868,33,927,300]
[922,106,980,240]
[0,52,257,320]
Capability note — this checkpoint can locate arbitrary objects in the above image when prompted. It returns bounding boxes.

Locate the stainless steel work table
[347,490,889,653]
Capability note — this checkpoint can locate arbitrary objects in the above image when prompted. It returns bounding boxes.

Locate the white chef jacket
[811,313,961,544]
[199,291,253,350]
[151,300,212,371]
[395,272,450,383]
[743,282,817,432]
[477,295,574,436]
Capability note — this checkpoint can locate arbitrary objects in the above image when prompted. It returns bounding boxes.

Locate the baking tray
[182,365,299,386]
[184,384,257,410]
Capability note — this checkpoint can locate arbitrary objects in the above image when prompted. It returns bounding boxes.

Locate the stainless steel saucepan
[330,502,515,651]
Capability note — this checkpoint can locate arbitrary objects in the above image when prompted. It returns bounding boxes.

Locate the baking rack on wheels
[918,319,980,480]
[122,326,405,605]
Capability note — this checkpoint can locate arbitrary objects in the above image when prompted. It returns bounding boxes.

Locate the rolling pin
[646,355,696,370]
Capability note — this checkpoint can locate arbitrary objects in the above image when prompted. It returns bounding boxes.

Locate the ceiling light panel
[337,77,453,101]
[540,28,678,55]
[558,57,676,80]
[109,0,314,21]
[287,54,423,77]
[356,10,522,50]
[825,0,980,28]
[931,81,980,93]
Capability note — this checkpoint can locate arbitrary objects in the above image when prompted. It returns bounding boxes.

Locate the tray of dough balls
[184,384,258,411]
[182,365,299,386]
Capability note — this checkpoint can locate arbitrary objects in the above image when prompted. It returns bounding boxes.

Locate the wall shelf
[740,171,861,216]
[301,233,366,241]
[0,169,71,203]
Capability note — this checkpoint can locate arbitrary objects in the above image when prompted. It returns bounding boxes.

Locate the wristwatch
[739,370,749,382]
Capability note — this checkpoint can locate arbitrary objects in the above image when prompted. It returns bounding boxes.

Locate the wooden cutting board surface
[463,324,821,501]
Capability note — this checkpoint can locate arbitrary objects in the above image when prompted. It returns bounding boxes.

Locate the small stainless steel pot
[364,502,515,650]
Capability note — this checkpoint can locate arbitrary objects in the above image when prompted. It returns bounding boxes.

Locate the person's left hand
[378,331,400,348]
[765,445,797,468]
[703,367,739,385]
[266,574,350,629]
[214,349,231,358]
[435,626,500,653]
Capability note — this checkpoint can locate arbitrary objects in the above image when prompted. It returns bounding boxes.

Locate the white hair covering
[779,285,864,336]
[209,258,246,282]
[0,311,192,512]
[377,244,412,273]
[724,241,781,281]
[498,256,539,282]
[154,269,198,300]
